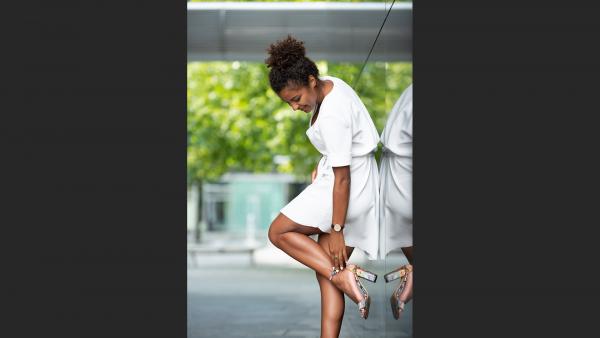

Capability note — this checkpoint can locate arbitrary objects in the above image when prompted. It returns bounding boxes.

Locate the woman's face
[278,76,319,114]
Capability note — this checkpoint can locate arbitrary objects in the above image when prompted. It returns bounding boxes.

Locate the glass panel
[380,1,413,336]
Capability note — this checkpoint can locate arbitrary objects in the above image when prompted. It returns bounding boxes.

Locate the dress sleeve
[319,112,353,167]
[403,87,413,139]
[402,103,413,140]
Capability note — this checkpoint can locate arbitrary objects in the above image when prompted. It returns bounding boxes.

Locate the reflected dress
[379,84,413,258]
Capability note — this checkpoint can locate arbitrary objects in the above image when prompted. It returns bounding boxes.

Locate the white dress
[280,76,380,260]
[379,84,413,258]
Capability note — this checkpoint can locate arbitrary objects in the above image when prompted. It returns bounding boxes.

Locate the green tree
[187,60,412,185]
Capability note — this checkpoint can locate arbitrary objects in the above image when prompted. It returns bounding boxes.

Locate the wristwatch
[331,223,344,232]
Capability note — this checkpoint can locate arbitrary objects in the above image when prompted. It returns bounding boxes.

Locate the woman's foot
[330,267,364,303]
[329,264,372,318]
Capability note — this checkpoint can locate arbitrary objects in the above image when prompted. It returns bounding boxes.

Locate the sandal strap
[328,267,340,281]
[394,281,406,297]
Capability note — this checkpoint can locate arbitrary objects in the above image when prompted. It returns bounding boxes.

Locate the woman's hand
[329,231,348,271]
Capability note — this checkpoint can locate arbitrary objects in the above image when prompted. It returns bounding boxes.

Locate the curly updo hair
[265,35,320,93]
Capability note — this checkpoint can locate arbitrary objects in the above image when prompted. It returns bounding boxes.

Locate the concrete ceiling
[188,2,412,62]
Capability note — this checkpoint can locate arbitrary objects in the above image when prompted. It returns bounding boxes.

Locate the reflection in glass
[380,84,413,325]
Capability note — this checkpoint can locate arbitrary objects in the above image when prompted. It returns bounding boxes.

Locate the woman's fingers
[339,250,345,270]
[331,250,341,271]
[329,244,337,269]
[329,239,347,270]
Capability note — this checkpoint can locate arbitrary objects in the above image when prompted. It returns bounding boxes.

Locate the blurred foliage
[188,60,411,184]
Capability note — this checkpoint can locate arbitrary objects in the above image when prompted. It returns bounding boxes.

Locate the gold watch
[332,223,344,232]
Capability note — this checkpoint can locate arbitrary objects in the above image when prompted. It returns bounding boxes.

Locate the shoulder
[323,76,355,96]
[392,84,413,118]
[400,84,413,119]
[319,76,355,115]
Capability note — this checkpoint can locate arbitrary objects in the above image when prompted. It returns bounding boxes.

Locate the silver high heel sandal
[330,264,377,319]
[384,264,413,320]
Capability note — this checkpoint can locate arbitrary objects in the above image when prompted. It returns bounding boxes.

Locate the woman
[380,84,414,320]
[266,35,380,338]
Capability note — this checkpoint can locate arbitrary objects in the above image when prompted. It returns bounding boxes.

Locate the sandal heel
[344,265,374,319]
[355,276,371,319]
[359,292,371,319]
[386,264,413,320]
[384,264,413,283]
[355,268,377,283]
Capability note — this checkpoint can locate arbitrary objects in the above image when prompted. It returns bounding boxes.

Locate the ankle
[328,267,341,281]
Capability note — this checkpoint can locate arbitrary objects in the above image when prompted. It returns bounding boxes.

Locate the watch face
[333,224,342,232]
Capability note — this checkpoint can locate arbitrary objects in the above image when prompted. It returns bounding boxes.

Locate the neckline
[309,77,335,128]
[310,102,321,127]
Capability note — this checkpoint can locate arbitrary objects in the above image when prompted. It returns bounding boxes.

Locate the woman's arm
[330,165,350,270]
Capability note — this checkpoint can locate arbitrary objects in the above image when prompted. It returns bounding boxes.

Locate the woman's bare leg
[315,233,355,338]
[268,213,335,278]
[268,213,366,304]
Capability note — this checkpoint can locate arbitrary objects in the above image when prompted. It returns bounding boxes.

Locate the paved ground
[188,253,412,338]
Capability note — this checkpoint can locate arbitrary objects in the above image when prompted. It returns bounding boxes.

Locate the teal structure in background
[221,173,296,235]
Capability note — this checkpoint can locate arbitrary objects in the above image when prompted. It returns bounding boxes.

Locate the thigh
[270,213,324,236]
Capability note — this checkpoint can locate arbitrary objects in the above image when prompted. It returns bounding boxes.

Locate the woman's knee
[268,221,280,246]
[268,213,296,246]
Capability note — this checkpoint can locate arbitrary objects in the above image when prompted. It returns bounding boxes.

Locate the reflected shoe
[384,264,413,320]
[330,265,377,319]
